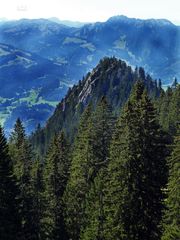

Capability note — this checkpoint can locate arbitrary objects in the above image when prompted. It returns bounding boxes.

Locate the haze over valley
[0,15,179,133]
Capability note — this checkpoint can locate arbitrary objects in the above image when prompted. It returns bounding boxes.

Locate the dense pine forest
[0,58,180,239]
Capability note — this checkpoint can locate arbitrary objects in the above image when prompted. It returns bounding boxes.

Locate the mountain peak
[31,57,161,155]
[107,15,174,26]
[107,15,135,23]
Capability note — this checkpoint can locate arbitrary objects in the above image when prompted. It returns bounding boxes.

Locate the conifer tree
[89,97,115,180]
[168,85,180,135]
[31,158,45,240]
[64,104,93,240]
[0,126,21,240]
[138,67,146,81]
[161,128,180,240]
[9,118,26,178]
[65,98,115,239]
[81,167,108,240]
[43,131,70,240]
[80,97,115,240]
[157,85,179,135]
[9,119,38,240]
[104,82,168,240]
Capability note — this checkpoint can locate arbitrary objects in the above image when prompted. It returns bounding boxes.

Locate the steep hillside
[31,57,161,155]
[0,43,69,134]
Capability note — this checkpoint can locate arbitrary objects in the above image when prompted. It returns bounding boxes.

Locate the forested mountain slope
[31,57,161,155]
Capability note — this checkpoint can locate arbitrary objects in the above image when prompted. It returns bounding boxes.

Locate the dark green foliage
[43,132,70,240]
[31,158,45,240]
[81,167,108,240]
[156,84,180,135]
[64,104,94,240]
[9,118,29,179]
[0,58,178,240]
[104,82,169,240]
[9,119,38,240]
[31,58,160,157]
[139,67,146,81]
[65,98,115,240]
[80,97,115,240]
[161,128,180,240]
[0,126,21,240]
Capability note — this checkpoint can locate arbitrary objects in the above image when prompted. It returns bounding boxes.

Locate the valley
[0,15,179,133]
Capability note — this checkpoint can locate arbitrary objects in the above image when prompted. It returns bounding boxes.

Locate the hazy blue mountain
[0,16,179,83]
[48,18,89,27]
[0,43,70,134]
[0,16,179,134]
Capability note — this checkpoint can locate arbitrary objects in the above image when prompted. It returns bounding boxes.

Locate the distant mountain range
[0,15,179,134]
[48,18,89,27]
[0,43,69,133]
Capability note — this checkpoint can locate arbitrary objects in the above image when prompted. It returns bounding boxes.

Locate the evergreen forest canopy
[0,57,179,240]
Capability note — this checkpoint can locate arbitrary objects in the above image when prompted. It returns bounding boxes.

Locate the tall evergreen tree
[31,158,45,240]
[0,126,21,240]
[157,84,179,135]
[9,118,26,178]
[161,128,180,240]
[9,119,38,240]
[43,131,70,240]
[80,97,115,240]
[104,82,169,240]
[64,104,94,240]
[65,98,115,240]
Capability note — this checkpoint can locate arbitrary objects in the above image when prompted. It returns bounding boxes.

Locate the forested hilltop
[31,57,162,156]
[0,57,179,240]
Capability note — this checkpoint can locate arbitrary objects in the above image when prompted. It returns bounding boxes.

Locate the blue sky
[0,0,180,24]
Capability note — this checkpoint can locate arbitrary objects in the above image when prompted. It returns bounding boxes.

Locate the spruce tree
[0,126,21,240]
[89,97,115,180]
[168,85,180,135]
[104,82,168,240]
[31,158,45,240]
[43,131,70,240]
[65,98,115,239]
[9,119,38,240]
[161,128,180,240]
[9,118,26,178]
[64,104,93,240]
[157,84,179,136]
[81,167,108,240]
[80,97,115,240]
